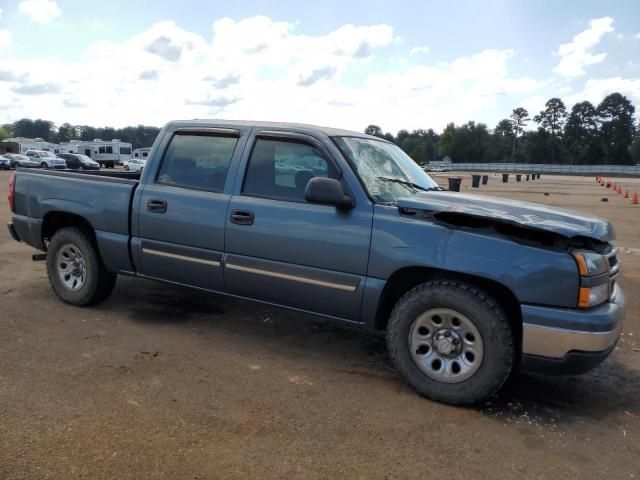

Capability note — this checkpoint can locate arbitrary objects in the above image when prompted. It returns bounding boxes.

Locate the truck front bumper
[521,284,625,374]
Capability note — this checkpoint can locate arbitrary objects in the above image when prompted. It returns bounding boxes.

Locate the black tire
[386,280,514,405]
[41,162,48,169]
[124,165,129,171]
[46,227,116,306]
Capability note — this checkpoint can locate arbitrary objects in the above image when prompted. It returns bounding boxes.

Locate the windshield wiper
[376,176,442,192]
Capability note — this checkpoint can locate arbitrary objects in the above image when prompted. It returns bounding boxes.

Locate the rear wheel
[41,162,48,169]
[124,165,129,171]
[386,280,514,405]
[46,227,116,306]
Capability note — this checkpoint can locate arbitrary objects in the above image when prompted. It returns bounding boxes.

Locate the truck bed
[12,168,140,273]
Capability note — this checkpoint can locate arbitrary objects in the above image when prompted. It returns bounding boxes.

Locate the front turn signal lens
[578,284,609,308]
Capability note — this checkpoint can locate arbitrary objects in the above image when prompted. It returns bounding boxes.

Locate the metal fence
[450,163,640,176]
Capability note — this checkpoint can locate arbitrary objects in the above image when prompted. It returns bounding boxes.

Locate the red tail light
[8,173,15,213]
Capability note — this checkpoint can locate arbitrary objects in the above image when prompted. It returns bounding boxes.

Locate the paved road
[1,171,639,479]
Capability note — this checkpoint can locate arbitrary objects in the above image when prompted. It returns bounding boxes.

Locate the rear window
[120,147,131,154]
[156,133,238,191]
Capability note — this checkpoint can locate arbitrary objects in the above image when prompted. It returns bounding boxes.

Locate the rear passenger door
[132,127,249,291]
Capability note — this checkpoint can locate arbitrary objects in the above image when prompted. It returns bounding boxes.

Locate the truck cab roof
[165,119,385,141]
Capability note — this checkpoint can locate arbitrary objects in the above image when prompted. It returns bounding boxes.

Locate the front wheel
[386,280,514,405]
[41,162,48,169]
[46,227,117,306]
[124,165,129,171]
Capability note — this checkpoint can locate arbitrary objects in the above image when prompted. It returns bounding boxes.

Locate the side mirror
[304,177,354,209]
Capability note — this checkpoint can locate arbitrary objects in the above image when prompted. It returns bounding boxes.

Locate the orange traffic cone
[624,190,629,198]
[633,192,639,205]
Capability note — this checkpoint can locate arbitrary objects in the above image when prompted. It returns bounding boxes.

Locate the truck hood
[397,192,614,242]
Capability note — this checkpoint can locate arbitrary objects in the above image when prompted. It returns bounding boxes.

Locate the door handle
[230,209,254,225]
[147,199,167,213]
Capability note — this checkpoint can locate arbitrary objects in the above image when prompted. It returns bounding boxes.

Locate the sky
[0,0,639,133]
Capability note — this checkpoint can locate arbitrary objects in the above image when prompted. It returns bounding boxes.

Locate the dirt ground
[0,170,639,479]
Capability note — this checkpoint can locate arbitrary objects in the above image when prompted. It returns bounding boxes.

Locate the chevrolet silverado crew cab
[7,120,625,405]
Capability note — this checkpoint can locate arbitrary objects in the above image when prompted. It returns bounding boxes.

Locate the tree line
[0,119,161,150]
[1,91,638,164]
[365,92,640,165]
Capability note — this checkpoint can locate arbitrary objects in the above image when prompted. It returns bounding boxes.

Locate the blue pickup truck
[7,120,625,404]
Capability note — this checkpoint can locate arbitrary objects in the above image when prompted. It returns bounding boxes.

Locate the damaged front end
[397,191,620,309]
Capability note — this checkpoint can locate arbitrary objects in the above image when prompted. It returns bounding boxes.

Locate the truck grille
[605,245,619,279]
[605,245,619,301]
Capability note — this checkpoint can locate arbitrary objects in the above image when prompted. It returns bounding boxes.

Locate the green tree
[438,123,455,158]
[32,119,55,140]
[12,118,36,138]
[0,127,9,141]
[57,123,78,143]
[534,98,567,163]
[630,137,640,164]
[494,119,514,138]
[492,119,515,162]
[409,143,426,164]
[510,107,529,161]
[396,129,410,145]
[449,121,491,163]
[563,101,599,164]
[597,92,636,165]
[364,125,383,137]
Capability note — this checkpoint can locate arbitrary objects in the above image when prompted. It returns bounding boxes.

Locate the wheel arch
[42,211,97,248]
[374,266,522,353]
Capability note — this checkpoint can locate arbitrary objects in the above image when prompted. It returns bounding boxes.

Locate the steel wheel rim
[56,244,87,291]
[409,308,484,383]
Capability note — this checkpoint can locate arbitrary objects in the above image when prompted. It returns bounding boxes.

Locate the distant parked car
[3,153,40,168]
[123,158,146,172]
[0,156,10,170]
[58,153,100,170]
[25,150,66,169]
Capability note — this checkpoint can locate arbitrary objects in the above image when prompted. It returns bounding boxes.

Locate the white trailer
[132,147,151,159]
[60,139,132,168]
[0,138,61,155]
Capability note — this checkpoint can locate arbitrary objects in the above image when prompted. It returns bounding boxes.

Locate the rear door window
[156,132,239,192]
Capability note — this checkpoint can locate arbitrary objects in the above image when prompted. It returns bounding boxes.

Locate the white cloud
[0,8,3,20]
[0,16,543,132]
[553,17,614,77]
[19,0,61,24]
[566,77,640,107]
[0,30,12,56]
[634,33,640,39]
[410,46,430,55]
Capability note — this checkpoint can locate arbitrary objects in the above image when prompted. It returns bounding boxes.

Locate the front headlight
[572,250,610,308]
[572,250,608,276]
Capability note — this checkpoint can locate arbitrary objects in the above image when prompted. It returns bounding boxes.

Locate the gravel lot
[1,170,639,479]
